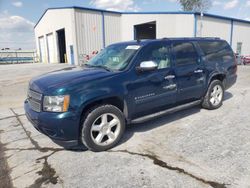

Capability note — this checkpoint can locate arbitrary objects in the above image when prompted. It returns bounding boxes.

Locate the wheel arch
[78,96,128,141]
[79,96,128,122]
[207,73,226,88]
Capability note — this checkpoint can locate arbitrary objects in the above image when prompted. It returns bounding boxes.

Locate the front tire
[81,104,125,152]
[202,80,224,110]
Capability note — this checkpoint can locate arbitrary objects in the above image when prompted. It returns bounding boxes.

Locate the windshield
[85,44,140,71]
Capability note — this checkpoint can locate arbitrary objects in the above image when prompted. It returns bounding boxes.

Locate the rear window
[198,41,234,63]
[172,42,199,66]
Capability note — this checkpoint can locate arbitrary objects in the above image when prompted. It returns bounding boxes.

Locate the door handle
[194,69,203,73]
[163,84,177,90]
[165,75,175,80]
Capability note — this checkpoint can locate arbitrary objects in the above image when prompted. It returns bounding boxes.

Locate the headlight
[43,95,70,112]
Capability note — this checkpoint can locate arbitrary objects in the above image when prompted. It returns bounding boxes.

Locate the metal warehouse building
[35,6,250,65]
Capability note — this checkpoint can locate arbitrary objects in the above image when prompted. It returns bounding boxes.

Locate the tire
[202,80,224,110]
[81,104,125,152]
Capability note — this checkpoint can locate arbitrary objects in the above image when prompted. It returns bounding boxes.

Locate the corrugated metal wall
[196,16,231,42]
[121,14,195,41]
[36,8,250,64]
[75,9,103,57]
[232,21,250,55]
[104,13,121,46]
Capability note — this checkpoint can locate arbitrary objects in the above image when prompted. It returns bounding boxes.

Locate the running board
[131,100,201,124]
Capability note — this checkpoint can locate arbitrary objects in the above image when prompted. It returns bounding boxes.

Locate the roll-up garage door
[38,36,46,63]
[46,33,56,63]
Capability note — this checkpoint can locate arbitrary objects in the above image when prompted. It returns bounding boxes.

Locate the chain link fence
[0,50,38,64]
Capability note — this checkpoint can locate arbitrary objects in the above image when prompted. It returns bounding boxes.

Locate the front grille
[28,89,42,101]
[27,89,42,112]
[28,99,41,112]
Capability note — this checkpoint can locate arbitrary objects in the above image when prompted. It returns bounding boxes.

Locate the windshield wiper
[84,64,112,72]
[83,64,93,68]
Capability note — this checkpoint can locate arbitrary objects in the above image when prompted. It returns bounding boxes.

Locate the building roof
[34,6,250,28]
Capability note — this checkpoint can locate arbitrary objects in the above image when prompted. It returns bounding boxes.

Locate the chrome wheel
[90,113,121,146]
[210,85,223,106]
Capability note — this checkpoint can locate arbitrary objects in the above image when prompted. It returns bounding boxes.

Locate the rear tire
[81,104,125,152]
[202,80,224,110]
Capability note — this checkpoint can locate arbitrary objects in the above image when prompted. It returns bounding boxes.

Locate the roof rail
[194,37,221,39]
[161,37,221,40]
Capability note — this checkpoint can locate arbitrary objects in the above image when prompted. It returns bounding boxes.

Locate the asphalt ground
[0,63,250,188]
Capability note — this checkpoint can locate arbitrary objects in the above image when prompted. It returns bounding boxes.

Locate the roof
[34,6,250,28]
[193,12,250,24]
[34,6,121,28]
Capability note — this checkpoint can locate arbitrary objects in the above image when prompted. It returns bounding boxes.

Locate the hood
[29,66,114,93]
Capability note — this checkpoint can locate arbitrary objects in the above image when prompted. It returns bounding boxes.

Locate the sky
[0,0,250,50]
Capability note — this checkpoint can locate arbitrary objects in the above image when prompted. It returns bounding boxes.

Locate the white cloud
[212,0,222,6]
[166,0,177,2]
[12,1,23,7]
[0,15,33,32]
[0,12,35,49]
[246,0,250,7]
[90,0,139,11]
[224,0,239,9]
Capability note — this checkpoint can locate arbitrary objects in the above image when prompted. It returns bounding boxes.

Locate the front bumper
[24,100,80,147]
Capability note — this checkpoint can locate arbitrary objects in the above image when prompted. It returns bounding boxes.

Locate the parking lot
[0,63,250,188]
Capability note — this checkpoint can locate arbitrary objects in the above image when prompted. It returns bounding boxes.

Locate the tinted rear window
[173,42,199,66]
[198,41,234,62]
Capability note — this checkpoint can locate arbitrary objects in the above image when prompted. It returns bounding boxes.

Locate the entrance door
[129,41,177,117]
[134,21,156,40]
[56,29,66,63]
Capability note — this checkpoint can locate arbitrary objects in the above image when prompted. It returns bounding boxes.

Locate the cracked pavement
[0,64,250,188]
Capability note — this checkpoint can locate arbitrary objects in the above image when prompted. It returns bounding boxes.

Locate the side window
[140,43,171,69]
[173,42,198,66]
[198,41,234,63]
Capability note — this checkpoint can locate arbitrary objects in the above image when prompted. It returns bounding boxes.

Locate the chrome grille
[28,89,42,101]
[28,99,41,112]
[27,89,42,112]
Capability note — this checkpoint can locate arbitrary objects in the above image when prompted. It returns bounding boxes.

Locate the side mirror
[136,61,158,72]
